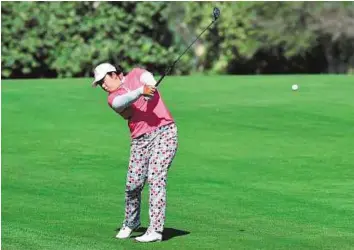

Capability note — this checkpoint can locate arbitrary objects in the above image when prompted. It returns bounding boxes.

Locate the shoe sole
[134,239,162,243]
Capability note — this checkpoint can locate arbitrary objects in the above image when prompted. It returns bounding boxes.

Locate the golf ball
[292,84,299,91]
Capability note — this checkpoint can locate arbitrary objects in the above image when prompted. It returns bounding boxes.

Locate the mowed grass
[2,75,354,250]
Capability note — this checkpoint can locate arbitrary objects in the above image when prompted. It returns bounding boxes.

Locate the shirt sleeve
[140,71,157,86]
[110,86,144,112]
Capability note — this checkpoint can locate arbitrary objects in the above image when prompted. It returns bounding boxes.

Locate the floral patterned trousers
[123,123,178,233]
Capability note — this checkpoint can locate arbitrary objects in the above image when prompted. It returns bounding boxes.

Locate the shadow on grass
[115,226,190,241]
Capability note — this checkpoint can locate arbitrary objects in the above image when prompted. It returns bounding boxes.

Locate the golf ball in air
[292,84,299,91]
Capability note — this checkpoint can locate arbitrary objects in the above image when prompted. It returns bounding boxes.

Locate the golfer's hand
[142,85,156,97]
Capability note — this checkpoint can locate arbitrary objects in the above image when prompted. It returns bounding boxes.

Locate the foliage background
[2,1,354,78]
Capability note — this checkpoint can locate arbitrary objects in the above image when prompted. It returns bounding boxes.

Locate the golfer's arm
[111,87,144,112]
[140,71,157,86]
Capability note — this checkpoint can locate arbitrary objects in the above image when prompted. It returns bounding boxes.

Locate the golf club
[155,7,220,87]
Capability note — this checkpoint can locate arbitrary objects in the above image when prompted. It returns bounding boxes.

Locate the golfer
[92,63,178,243]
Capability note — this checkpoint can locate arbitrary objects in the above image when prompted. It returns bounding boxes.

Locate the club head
[213,7,220,21]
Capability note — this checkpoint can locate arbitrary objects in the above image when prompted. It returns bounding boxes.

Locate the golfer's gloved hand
[142,85,156,98]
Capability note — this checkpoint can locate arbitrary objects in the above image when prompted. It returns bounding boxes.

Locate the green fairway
[2,75,354,249]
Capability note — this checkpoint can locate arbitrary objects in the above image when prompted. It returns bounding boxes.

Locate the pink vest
[108,68,174,138]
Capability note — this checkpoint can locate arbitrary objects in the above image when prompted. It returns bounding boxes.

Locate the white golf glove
[140,71,157,101]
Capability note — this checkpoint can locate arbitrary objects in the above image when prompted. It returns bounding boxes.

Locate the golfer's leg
[124,140,149,228]
[147,124,178,232]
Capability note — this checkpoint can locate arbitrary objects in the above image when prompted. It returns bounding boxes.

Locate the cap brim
[92,80,98,87]
[91,74,105,87]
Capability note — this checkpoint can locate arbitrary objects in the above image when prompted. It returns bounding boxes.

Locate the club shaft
[155,20,216,87]
[171,20,215,70]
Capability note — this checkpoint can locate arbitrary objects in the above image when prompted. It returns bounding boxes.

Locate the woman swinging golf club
[92,63,178,243]
[92,7,220,243]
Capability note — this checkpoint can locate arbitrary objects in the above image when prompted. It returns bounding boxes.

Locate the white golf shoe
[115,224,139,239]
[135,230,163,243]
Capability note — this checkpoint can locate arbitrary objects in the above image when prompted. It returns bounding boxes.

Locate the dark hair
[106,71,116,77]
[115,64,124,74]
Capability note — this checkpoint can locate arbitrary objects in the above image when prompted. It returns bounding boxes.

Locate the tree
[251,1,354,73]
[1,2,188,78]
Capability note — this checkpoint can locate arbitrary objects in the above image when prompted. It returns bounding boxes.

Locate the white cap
[92,63,117,87]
